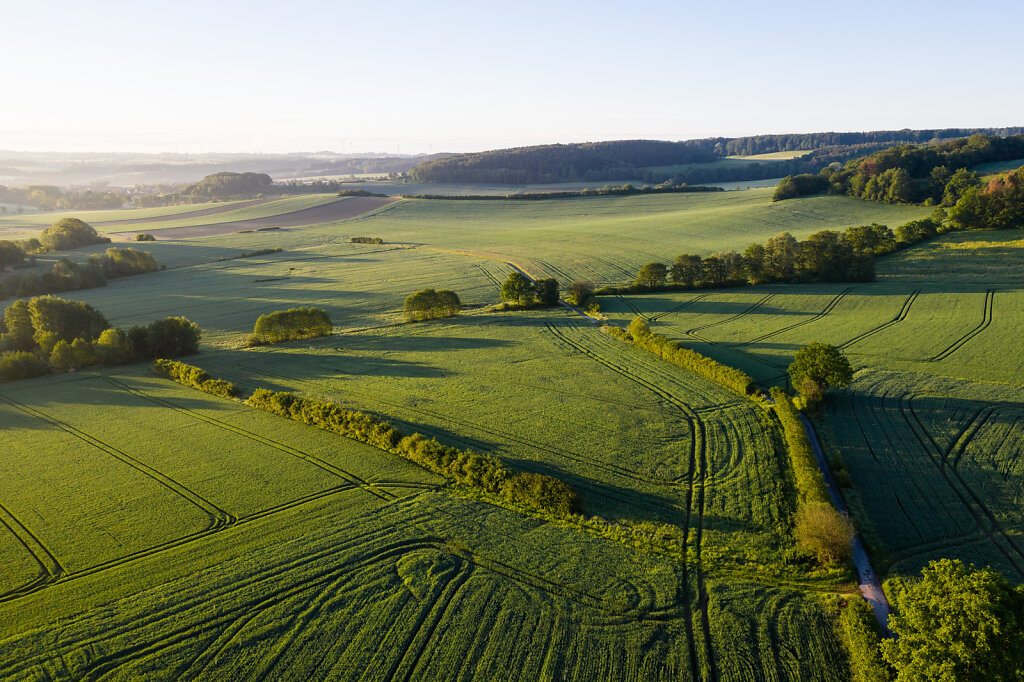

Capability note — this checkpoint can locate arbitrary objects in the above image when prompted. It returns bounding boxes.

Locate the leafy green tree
[70,338,96,367]
[566,280,594,306]
[435,290,461,317]
[27,296,108,354]
[634,262,667,288]
[0,300,34,351]
[403,289,460,321]
[788,343,853,401]
[764,232,799,281]
[38,217,110,251]
[942,168,981,207]
[671,254,704,286]
[0,350,50,380]
[794,502,853,565]
[0,240,25,268]
[627,316,651,339]
[49,340,75,371]
[881,559,1024,682]
[534,278,559,306]
[500,272,534,303]
[139,317,201,358]
[701,256,726,286]
[94,328,133,365]
[741,243,766,283]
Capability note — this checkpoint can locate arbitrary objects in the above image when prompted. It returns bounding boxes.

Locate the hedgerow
[154,359,240,398]
[603,318,755,396]
[244,387,579,514]
[770,387,829,505]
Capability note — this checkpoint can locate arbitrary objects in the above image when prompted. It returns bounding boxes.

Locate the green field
[0,187,1005,679]
[602,229,1024,583]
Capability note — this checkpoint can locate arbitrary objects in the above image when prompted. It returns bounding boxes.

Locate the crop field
[3,188,1006,679]
[604,229,1024,582]
[0,199,257,234]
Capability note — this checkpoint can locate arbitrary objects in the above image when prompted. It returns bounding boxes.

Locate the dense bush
[350,236,383,244]
[794,501,854,566]
[251,307,332,344]
[154,359,240,398]
[769,388,829,505]
[245,388,579,514]
[0,240,25,268]
[38,218,111,251]
[135,233,156,242]
[837,596,890,682]
[0,350,50,380]
[403,289,461,322]
[102,247,160,278]
[949,167,1024,230]
[129,316,201,358]
[1,248,160,300]
[606,319,755,396]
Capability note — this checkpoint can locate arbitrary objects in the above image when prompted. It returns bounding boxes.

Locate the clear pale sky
[2,0,1021,154]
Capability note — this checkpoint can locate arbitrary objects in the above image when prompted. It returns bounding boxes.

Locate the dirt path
[109,196,398,240]
[800,413,893,634]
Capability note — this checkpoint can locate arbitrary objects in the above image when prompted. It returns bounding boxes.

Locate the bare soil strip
[109,197,398,240]
[93,199,272,226]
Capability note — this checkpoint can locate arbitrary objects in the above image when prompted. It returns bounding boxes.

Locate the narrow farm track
[838,289,919,350]
[926,289,995,362]
[541,320,715,681]
[735,288,851,346]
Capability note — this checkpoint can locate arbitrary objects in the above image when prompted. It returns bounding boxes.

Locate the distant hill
[410,128,1024,185]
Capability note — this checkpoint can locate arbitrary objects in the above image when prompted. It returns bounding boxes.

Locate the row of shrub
[350,236,384,244]
[597,217,948,296]
[605,317,755,396]
[244,388,579,514]
[1,248,161,300]
[250,306,332,345]
[769,387,829,504]
[153,359,239,398]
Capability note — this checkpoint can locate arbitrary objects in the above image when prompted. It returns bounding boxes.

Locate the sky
[1,0,1022,154]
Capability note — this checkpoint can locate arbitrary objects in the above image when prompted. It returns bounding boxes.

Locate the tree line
[724,127,1023,156]
[245,387,579,515]
[600,217,945,296]
[250,307,332,345]
[773,133,1024,205]
[0,295,200,380]
[0,218,114,270]
[2,247,161,300]
[405,181,724,201]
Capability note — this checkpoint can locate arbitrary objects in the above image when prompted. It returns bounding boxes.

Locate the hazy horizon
[3,0,1022,155]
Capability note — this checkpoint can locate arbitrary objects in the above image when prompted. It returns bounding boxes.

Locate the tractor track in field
[838,289,920,350]
[0,392,234,529]
[103,377,395,502]
[926,289,995,362]
[476,264,504,289]
[735,288,851,346]
[0,501,65,592]
[896,390,1024,574]
[593,256,637,281]
[685,292,776,337]
[541,319,713,681]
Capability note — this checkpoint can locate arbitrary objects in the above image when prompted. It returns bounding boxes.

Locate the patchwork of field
[603,229,1024,580]
[0,345,846,680]
[2,189,1011,679]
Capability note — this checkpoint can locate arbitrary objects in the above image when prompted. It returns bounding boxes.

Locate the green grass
[0,199,254,231]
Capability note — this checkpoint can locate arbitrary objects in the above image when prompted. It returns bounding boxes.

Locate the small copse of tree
[1,247,161,300]
[135,233,156,242]
[498,272,560,310]
[39,218,111,251]
[350,236,384,244]
[403,289,461,322]
[251,307,332,344]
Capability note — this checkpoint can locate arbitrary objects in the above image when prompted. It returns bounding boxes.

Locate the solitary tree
[788,342,853,402]
[634,262,667,288]
[881,559,1024,682]
[500,272,534,304]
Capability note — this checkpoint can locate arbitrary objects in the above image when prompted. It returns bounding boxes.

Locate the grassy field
[0,188,994,679]
[602,229,1024,583]
[0,199,254,232]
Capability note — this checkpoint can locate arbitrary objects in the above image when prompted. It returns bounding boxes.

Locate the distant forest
[409,128,1024,185]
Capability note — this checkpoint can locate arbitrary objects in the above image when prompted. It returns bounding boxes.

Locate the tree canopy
[881,559,1024,681]
[788,343,853,401]
[403,289,461,322]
